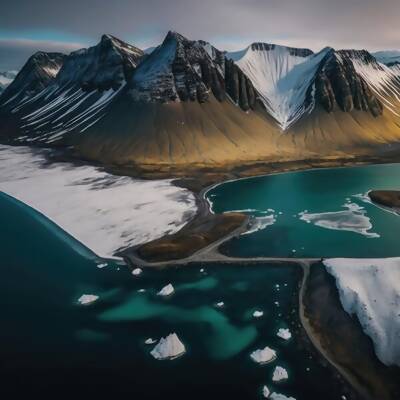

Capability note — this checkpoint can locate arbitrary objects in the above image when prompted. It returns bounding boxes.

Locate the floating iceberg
[96,262,108,269]
[145,338,157,345]
[277,328,292,340]
[262,385,270,398]
[253,310,264,318]
[270,393,296,400]
[215,301,225,308]
[272,366,289,382]
[132,268,143,276]
[157,283,175,297]
[77,294,99,305]
[250,346,277,364]
[298,201,379,238]
[150,333,186,360]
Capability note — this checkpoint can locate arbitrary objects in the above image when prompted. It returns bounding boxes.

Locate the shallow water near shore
[0,191,350,399]
[207,163,400,258]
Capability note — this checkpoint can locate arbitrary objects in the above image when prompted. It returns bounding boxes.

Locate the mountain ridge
[1,31,400,171]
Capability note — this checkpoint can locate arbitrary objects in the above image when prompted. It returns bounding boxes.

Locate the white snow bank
[157,283,175,297]
[150,333,186,360]
[298,201,379,238]
[270,393,296,400]
[323,257,400,366]
[272,366,289,382]
[250,346,277,364]
[0,145,196,257]
[77,294,99,305]
[277,328,292,340]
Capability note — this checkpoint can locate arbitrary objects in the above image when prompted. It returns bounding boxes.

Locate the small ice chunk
[145,338,157,345]
[277,328,292,340]
[150,333,186,360]
[157,283,174,296]
[272,366,289,382]
[137,288,146,293]
[77,294,99,305]
[132,268,143,276]
[215,301,224,308]
[96,262,108,269]
[274,301,280,306]
[200,268,205,273]
[262,385,270,398]
[270,393,296,400]
[250,346,277,364]
[253,310,264,318]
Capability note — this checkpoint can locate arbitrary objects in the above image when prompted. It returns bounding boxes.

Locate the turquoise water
[207,163,400,258]
[0,191,347,399]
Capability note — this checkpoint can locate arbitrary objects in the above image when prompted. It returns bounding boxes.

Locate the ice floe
[253,310,264,318]
[242,213,277,235]
[215,301,225,308]
[298,200,379,238]
[250,346,277,364]
[270,393,296,400]
[157,283,175,297]
[132,268,143,276]
[96,262,108,269]
[0,144,197,257]
[145,338,157,345]
[150,333,186,360]
[324,257,400,366]
[262,385,271,398]
[272,366,289,382]
[277,328,292,340]
[77,294,99,305]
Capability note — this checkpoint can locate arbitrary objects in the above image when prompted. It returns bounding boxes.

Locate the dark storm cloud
[1,0,400,70]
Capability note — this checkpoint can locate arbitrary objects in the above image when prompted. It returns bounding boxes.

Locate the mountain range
[0,71,18,95]
[1,32,400,171]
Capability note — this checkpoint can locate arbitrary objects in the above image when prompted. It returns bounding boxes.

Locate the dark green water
[207,163,400,258]
[0,191,348,399]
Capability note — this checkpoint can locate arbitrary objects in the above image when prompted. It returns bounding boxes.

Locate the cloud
[1,0,399,70]
[0,39,84,71]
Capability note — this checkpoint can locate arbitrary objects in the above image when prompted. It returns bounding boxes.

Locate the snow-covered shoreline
[324,257,400,367]
[0,144,197,257]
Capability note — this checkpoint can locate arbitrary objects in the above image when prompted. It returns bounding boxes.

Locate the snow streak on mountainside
[227,43,327,130]
[0,35,144,144]
[343,50,400,117]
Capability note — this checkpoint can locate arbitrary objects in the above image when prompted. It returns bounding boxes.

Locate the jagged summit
[1,33,400,170]
[130,31,258,109]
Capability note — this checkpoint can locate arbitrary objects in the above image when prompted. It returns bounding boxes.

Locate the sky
[1,0,399,70]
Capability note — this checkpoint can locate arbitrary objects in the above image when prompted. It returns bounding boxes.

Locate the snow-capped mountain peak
[227,43,328,130]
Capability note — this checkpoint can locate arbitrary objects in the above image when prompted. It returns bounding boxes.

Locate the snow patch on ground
[0,145,197,257]
[298,200,379,238]
[324,257,400,367]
